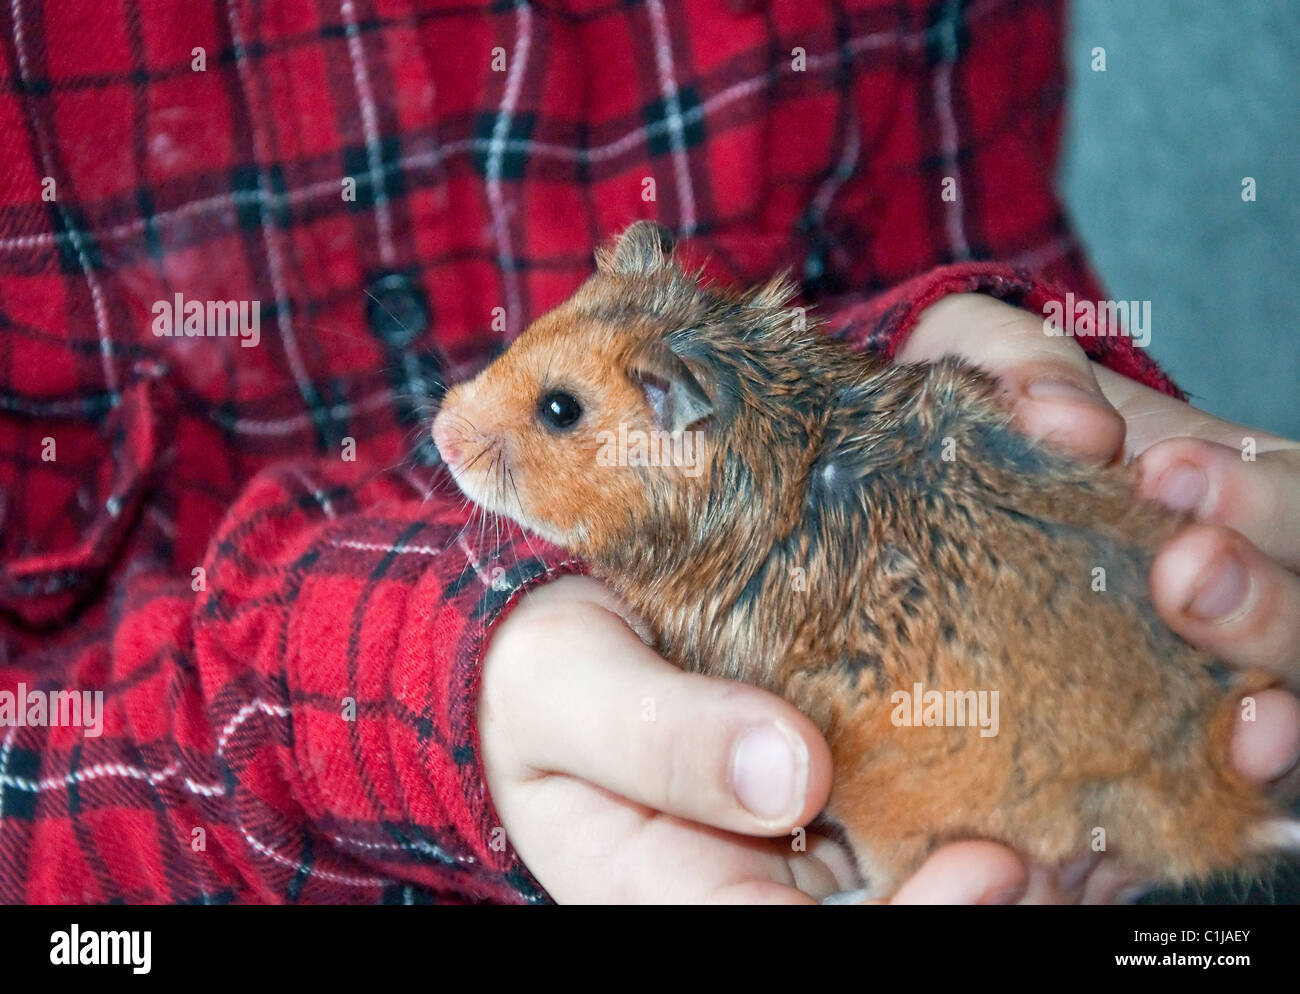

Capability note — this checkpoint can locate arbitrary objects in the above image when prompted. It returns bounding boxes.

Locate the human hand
[478,575,1036,904]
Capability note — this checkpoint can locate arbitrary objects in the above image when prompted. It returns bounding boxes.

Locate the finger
[481,581,833,836]
[1229,687,1300,784]
[789,835,862,899]
[1016,864,1073,905]
[887,841,1028,904]
[1093,364,1297,459]
[900,293,1125,463]
[1150,524,1300,683]
[503,773,820,904]
[1138,438,1300,570]
[1011,854,1106,905]
[1056,851,1103,901]
[1079,860,1149,905]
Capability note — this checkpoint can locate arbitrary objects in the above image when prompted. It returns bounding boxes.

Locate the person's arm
[0,458,575,903]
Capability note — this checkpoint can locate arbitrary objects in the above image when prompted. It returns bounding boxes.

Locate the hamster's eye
[538,390,582,431]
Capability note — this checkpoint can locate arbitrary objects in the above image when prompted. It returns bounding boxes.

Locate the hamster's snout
[431,409,463,467]
[431,403,507,487]
[431,400,536,535]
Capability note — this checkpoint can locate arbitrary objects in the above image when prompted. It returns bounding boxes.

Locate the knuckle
[500,592,617,654]
[632,713,705,817]
[1186,522,1240,560]
[1145,435,1213,469]
[657,735,698,815]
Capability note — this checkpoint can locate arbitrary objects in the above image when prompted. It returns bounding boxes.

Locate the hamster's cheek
[509,442,630,550]
[501,442,584,534]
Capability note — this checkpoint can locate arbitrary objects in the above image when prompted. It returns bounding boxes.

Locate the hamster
[432,220,1297,896]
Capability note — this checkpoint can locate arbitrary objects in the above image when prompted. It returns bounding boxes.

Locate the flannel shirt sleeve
[820,262,1183,399]
[1,457,577,904]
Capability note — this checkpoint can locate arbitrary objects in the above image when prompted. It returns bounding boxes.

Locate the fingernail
[1156,463,1206,513]
[1232,688,1300,783]
[1186,553,1251,622]
[979,880,1027,905]
[1025,378,1102,408]
[731,723,806,823]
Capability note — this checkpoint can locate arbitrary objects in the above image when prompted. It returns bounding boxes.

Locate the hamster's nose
[431,411,461,467]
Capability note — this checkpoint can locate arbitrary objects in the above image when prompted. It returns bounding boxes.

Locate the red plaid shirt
[0,0,1177,904]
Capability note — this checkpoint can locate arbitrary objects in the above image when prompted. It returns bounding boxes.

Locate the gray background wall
[1062,1,1298,438]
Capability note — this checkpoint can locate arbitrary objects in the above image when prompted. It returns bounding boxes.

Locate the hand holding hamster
[479,572,1134,904]
[478,574,857,904]
[440,222,1300,900]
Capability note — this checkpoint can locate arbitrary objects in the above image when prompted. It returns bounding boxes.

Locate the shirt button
[365,272,430,348]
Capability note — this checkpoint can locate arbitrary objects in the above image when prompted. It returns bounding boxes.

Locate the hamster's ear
[597,221,677,276]
[629,340,713,434]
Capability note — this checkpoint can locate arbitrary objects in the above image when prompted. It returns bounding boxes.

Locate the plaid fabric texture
[0,0,1177,904]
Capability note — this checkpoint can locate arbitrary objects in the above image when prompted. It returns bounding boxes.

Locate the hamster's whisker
[443,502,475,553]
[486,454,499,553]
[492,451,507,555]
[507,468,545,566]
[493,462,504,553]
[474,478,489,555]
[420,471,458,507]
[460,441,496,475]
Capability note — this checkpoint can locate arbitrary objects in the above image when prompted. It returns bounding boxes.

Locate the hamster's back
[753,356,1280,893]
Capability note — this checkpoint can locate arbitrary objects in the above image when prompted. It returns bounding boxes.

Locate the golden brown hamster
[432,221,1296,896]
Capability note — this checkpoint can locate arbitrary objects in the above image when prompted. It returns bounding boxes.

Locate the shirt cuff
[819,262,1183,400]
